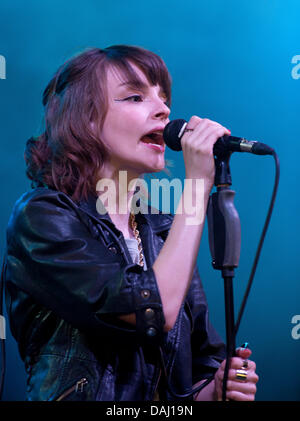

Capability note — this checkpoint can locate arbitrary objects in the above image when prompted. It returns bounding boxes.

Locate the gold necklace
[129,212,144,267]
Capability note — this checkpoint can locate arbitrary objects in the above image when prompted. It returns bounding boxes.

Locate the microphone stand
[206,149,241,401]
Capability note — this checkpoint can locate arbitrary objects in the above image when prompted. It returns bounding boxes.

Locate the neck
[96,165,142,238]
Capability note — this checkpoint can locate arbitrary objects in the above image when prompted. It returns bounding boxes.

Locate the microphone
[163,119,274,156]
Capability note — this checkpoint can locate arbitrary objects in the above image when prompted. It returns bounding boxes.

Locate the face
[98,63,171,179]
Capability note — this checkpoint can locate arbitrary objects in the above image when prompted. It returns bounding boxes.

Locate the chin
[143,160,165,174]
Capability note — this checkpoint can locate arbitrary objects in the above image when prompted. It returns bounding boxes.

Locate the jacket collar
[78,193,173,234]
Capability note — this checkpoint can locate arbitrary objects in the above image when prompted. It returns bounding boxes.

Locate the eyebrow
[117,81,167,99]
[117,81,148,90]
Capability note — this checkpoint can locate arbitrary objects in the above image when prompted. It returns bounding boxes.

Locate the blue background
[0,0,299,401]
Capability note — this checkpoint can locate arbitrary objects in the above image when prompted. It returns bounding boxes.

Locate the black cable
[235,151,280,335]
[164,374,215,400]
[158,342,216,399]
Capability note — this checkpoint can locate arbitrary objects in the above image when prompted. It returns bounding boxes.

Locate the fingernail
[240,342,249,350]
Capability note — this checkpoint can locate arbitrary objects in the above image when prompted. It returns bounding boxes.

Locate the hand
[214,346,259,401]
[181,116,230,186]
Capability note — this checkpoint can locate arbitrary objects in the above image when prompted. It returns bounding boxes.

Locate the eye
[114,94,143,103]
[125,95,143,102]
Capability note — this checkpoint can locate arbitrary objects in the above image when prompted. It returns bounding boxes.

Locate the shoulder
[15,187,75,208]
[7,188,79,237]
[9,187,78,219]
[13,187,76,209]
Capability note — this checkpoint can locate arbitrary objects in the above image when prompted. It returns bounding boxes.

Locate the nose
[152,97,170,121]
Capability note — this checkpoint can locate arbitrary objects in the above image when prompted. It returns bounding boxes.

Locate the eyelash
[116,94,169,106]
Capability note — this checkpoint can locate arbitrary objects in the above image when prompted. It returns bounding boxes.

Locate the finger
[188,119,230,141]
[230,357,246,369]
[226,390,256,401]
[181,119,210,147]
[182,126,229,159]
[228,357,256,371]
[219,357,256,372]
[180,116,204,147]
[185,115,203,131]
[198,126,230,148]
[184,116,230,138]
[236,346,252,359]
[225,379,257,395]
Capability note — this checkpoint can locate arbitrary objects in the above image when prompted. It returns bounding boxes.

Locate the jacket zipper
[55,377,88,401]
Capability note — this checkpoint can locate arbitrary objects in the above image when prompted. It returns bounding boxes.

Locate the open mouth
[140,130,165,151]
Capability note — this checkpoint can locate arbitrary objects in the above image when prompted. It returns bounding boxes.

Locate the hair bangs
[103,45,172,106]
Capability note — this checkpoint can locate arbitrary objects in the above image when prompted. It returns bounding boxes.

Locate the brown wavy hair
[24,45,172,203]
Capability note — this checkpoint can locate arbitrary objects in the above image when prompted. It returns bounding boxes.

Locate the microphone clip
[214,148,233,187]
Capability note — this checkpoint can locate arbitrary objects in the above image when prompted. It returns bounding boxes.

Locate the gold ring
[235,369,248,382]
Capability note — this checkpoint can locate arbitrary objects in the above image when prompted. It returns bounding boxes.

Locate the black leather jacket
[3,187,225,401]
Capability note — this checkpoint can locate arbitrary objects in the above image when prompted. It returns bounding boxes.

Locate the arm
[152,184,211,331]
[153,117,230,330]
